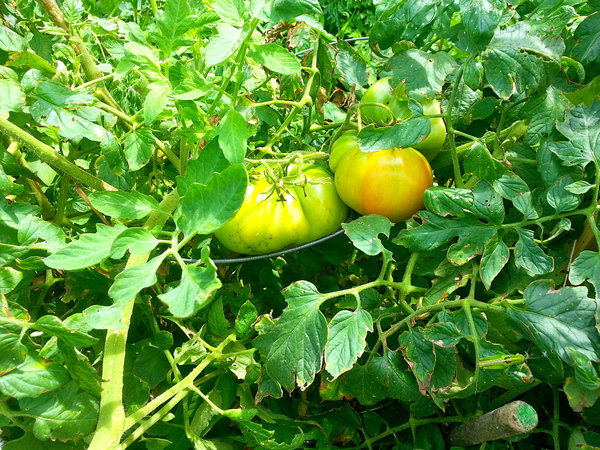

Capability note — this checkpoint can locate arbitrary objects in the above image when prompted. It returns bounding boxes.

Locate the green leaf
[0,355,69,399]
[489,20,565,63]
[357,118,431,152]
[176,140,230,196]
[57,341,102,397]
[176,164,247,236]
[0,332,27,373]
[254,281,327,390]
[463,141,508,182]
[268,0,322,22]
[549,102,600,169]
[148,0,197,56]
[29,100,113,144]
[343,214,393,256]
[447,227,496,266]
[144,82,171,125]
[480,234,510,289]
[83,254,165,329]
[514,228,554,276]
[423,187,473,217]
[325,309,373,379]
[205,23,243,67]
[483,48,544,99]
[0,266,22,294]
[547,175,581,213]
[248,43,302,75]
[570,349,600,391]
[235,300,258,339]
[36,81,95,108]
[335,40,367,88]
[89,190,160,220]
[0,25,27,52]
[34,315,98,348]
[507,281,600,367]
[0,79,25,118]
[570,251,600,298]
[19,381,98,441]
[110,228,161,259]
[471,180,505,225]
[398,328,435,390]
[158,261,222,318]
[459,0,504,50]
[390,49,456,98]
[3,432,80,449]
[217,109,248,164]
[394,211,491,252]
[124,129,155,171]
[44,224,126,270]
[571,13,600,65]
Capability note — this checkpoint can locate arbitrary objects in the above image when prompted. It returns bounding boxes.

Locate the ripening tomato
[329,131,433,223]
[360,77,447,161]
[214,164,348,255]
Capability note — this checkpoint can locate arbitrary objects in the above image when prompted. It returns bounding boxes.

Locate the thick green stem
[0,118,116,191]
[87,190,180,450]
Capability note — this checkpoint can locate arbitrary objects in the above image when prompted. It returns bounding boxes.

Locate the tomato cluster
[214,164,348,254]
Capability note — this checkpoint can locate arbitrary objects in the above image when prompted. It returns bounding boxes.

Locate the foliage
[0,0,600,449]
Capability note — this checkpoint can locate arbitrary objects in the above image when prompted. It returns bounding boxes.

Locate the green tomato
[329,131,433,223]
[214,164,348,255]
[360,77,447,161]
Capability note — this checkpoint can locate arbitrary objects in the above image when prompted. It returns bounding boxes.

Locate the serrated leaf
[158,261,221,318]
[44,224,126,270]
[389,49,456,98]
[110,228,160,259]
[489,20,565,63]
[89,191,160,220]
[335,40,367,88]
[342,214,393,256]
[176,164,247,236]
[34,315,98,348]
[398,328,435,390]
[83,254,165,329]
[124,129,155,171]
[570,251,600,298]
[459,0,504,50]
[506,281,600,367]
[549,102,600,169]
[19,381,98,441]
[144,82,171,125]
[514,228,554,276]
[0,355,69,399]
[357,118,431,152]
[36,81,95,108]
[394,211,490,252]
[205,23,243,67]
[235,300,258,339]
[254,281,327,390]
[248,43,302,75]
[570,13,600,65]
[424,187,473,217]
[471,180,505,225]
[0,25,27,51]
[480,233,510,289]
[149,0,197,56]
[483,48,544,99]
[325,309,373,379]
[217,109,248,164]
[176,140,230,196]
[463,141,508,181]
[547,175,581,213]
[447,227,496,266]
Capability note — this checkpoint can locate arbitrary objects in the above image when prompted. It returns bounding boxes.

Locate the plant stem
[87,190,180,450]
[0,118,117,192]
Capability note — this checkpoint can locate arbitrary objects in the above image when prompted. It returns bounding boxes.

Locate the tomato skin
[330,131,433,223]
[360,77,447,161]
[214,164,348,255]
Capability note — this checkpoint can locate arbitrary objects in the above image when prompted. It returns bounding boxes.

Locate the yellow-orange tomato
[329,131,433,222]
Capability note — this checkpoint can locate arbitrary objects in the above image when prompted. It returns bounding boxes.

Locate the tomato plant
[330,131,433,222]
[361,77,447,160]
[215,164,348,254]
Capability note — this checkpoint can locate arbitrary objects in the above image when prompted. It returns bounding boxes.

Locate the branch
[449,401,538,446]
